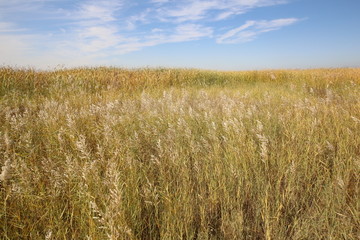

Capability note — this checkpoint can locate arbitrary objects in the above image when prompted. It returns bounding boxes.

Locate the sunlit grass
[0,67,359,239]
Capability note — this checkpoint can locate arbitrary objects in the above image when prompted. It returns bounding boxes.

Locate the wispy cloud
[116,24,213,54]
[217,18,300,43]
[155,0,287,22]
[75,0,123,23]
[0,0,302,68]
[125,8,153,30]
[151,0,169,3]
[60,1,126,53]
[77,26,121,52]
[161,1,219,22]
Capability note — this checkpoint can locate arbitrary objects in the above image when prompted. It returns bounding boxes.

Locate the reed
[0,67,359,239]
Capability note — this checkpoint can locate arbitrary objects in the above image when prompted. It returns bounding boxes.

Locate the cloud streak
[116,24,213,54]
[154,0,287,22]
[75,0,124,23]
[217,18,300,43]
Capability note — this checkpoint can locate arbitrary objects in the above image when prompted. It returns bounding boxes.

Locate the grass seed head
[0,159,12,183]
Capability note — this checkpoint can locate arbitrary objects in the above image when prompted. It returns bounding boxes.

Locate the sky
[0,0,360,70]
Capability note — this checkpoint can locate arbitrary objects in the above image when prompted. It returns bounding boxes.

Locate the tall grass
[0,67,359,239]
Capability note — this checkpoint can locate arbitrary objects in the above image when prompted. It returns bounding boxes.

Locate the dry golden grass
[0,67,359,239]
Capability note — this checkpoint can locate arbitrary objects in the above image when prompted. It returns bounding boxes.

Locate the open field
[0,67,359,239]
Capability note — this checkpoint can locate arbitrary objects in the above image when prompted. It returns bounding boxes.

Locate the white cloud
[0,0,125,67]
[125,8,152,30]
[216,11,236,20]
[59,1,127,53]
[172,24,213,41]
[151,28,164,33]
[76,0,123,23]
[65,1,216,55]
[0,0,302,68]
[77,26,120,52]
[156,0,287,22]
[151,0,169,3]
[116,24,213,54]
[217,18,300,43]
[163,1,219,22]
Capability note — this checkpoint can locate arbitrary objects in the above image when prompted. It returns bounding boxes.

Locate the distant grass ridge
[0,67,359,239]
[1,67,359,96]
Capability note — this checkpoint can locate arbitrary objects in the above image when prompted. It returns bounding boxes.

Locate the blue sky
[0,0,359,70]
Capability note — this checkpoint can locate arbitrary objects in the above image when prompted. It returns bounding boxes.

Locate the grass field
[0,67,359,239]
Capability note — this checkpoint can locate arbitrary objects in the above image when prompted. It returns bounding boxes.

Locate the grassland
[0,67,359,239]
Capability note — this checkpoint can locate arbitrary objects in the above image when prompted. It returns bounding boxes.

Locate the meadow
[0,67,359,239]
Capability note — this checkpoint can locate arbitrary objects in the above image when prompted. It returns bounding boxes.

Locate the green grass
[0,67,359,239]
